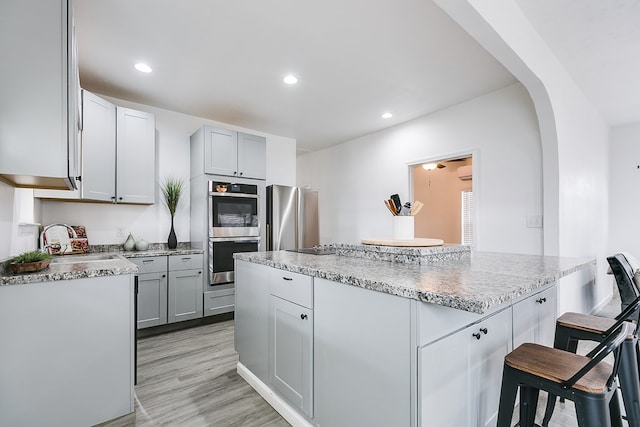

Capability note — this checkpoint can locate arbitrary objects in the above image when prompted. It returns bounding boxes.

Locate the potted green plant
[10,250,53,273]
[161,177,184,249]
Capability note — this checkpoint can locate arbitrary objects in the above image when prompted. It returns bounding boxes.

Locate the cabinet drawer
[129,256,167,274]
[204,286,235,316]
[270,269,313,309]
[169,254,203,271]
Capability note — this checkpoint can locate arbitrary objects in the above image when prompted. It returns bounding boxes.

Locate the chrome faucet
[40,224,77,254]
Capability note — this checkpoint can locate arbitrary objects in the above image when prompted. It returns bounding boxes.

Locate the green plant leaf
[13,250,53,264]
[161,177,184,217]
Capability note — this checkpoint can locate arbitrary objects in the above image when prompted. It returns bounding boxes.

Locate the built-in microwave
[208,181,259,238]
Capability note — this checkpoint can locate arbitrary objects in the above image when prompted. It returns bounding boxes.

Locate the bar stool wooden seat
[496,322,634,427]
[541,254,640,426]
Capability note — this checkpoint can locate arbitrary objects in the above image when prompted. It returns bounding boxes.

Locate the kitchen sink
[50,253,121,264]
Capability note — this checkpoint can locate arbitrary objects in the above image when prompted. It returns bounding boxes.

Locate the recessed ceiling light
[381,112,393,119]
[283,75,298,85]
[135,63,152,73]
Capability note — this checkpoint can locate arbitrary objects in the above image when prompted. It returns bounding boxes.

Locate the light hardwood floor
[102,290,623,427]
[101,320,288,427]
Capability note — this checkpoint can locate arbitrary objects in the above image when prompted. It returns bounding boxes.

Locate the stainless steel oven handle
[210,236,261,243]
[209,192,259,199]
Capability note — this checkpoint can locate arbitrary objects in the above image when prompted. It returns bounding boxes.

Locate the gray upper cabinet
[191,125,266,180]
[203,127,237,177]
[115,107,156,204]
[81,90,116,202]
[0,0,80,190]
[36,90,156,203]
[237,132,267,180]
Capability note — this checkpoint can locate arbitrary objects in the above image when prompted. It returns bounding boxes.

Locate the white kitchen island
[234,245,595,427]
[0,254,137,427]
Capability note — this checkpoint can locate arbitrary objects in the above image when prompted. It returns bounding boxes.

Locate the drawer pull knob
[536,297,547,304]
[283,277,293,281]
[480,328,488,335]
[473,332,481,340]
[300,314,308,320]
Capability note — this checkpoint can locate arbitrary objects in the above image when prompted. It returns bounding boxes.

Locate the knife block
[392,216,414,240]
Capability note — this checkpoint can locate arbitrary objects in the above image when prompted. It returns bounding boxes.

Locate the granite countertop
[234,248,595,314]
[119,248,204,258]
[0,253,138,286]
[0,244,205,286]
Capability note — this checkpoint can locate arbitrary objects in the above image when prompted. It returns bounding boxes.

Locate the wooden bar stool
[541,254,640,426]
[496,321,634,427]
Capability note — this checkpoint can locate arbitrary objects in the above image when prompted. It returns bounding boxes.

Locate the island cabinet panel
[418,307,512,427]
[314,277,412,427]
[235,260,270,383]
[0,275,135,426]
[269,295,313,417]
[512,285,557,348]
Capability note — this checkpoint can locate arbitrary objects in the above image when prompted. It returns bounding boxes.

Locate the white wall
[435,0,610,314]
[297,83,544,254]
[39,95,296,246]
[609,122,640,256]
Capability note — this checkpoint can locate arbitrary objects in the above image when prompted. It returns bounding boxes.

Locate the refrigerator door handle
[266,223,270,251]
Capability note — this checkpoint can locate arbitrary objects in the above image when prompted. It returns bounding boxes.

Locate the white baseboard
[236,362,313,427]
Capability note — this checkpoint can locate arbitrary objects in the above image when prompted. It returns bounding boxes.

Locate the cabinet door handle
[300,314,308,320]
[142,260,154,263]
[283,277,293,281]
[480,328,488,335]
[536,297,547,304]
[239,172,243,176]
[233,171,237,175]
[198,271,202,275]
[162,274,166,278]
[118,196,123,201]
[472,332,481,340]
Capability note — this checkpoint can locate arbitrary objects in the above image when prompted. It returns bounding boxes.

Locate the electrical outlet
[116,227,125,238]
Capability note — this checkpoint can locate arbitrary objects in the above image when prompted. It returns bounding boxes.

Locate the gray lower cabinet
[130,256,168,329]
[419,307,512,427]
[269,295,313,418]
[268,269,314,418]
[168,254,204,323]
[204,284,235,316]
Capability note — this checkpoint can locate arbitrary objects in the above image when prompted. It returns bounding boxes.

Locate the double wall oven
[208,181,260,289]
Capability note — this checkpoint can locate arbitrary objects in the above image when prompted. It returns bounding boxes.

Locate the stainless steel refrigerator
[266,185,319,250]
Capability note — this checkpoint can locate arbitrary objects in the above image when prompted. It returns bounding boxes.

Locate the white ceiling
[515,0,640,126]
[75,1,640,154]
[74,0,516,153]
